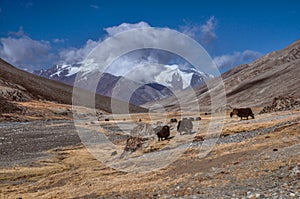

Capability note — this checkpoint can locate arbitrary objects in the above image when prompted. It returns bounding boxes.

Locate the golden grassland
[0,109,299,198]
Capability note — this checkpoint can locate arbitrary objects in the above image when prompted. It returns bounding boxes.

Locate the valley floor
[0,109,299,198]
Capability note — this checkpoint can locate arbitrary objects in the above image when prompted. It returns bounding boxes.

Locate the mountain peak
[34,63,212,105]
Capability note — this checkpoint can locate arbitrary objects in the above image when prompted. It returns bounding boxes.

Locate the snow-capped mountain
[152,64,212,90]
[34,63,212,105]
[35,64,81,85]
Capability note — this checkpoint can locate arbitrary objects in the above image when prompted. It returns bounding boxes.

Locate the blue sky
[0,0,299,73]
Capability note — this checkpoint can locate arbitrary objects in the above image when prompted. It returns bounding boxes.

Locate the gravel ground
[0,120,81,167]
[217,118,300,144]
[0,112,299,198]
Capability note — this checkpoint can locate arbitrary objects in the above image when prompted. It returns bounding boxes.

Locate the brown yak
[230,108,255,120]
[156,125,170,141]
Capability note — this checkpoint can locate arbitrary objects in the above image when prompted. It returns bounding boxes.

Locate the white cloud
[90,4,99,9]
[0,34,53,70]
[52,38,65,43]
[0,21,260,75]
[0,22,215,72]
[179,16,217,45]
[106,49,171,77]
[55,22,152,66]
[213,50,263,69]
[101,21,193,77]
[58,39,100,64]
[180,23,200,38]
[104,21,151,36]
[200,16,217,44]
[8,26,26,37]
[56,22,152,66]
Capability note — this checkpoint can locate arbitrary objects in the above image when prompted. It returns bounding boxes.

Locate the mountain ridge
[0,59,147,115]
[143,39,300,111]
[34,63,210,105]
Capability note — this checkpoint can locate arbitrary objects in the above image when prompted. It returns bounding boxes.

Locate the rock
[55,108,71,116]
[0,96,24,114]
[260,95,300,114]
[0,87,32,102]
[123,136,148,152]
[131,123,156,139]
[290,165,300,177]
[111,151,117,156]
[290,193,296,197]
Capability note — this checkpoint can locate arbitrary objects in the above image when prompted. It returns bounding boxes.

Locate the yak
[156,125,170,141]
[189,117,195,121]
[177,118,193,134]
[195,117,201,121]
[230,108,254,120]
[170,118,177,123]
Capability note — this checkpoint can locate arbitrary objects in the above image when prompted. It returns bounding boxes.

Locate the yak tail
[177,121,181,131]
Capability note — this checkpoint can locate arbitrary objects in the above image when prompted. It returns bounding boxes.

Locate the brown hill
[224,39,300,107]
[143,39,300,112]
[0,59,147,115]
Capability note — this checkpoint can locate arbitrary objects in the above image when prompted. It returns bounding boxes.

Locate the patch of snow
[61,64,70,69]
[50,70,62,77]
[66,66,80,77]
[154,64,193,89]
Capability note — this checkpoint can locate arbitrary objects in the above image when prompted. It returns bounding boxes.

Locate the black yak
[177,118,193,134]
[189,117,195,121]
[195,117,201,121]
[230,108,254,120]
[170,118,177,123]
[157,125,170,141]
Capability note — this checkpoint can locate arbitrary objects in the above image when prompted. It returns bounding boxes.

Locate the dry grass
[0,100,73,121]
[1,110,300,198]
[221,109,300,136]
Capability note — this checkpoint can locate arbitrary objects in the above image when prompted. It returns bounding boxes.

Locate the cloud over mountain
[104,21,151,36]
[0,20,262,73]
[213,50,263,69]
[0,28,53,70]
[58,39,100,65]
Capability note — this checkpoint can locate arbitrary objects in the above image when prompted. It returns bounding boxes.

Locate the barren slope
[0,59,147,117]
[143,40,300,111]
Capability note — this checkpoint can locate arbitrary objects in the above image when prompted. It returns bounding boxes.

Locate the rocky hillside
[0,59,147,116]
[224,39,300,107]
[143,39,300,111]
[259,95,300,114]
